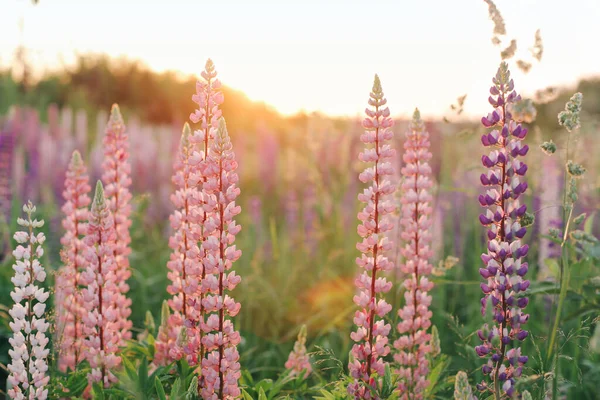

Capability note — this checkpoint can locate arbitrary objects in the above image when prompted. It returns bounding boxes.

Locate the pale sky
[1,0,599,118]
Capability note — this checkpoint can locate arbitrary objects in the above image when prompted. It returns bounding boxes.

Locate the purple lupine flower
[476,62,530,398]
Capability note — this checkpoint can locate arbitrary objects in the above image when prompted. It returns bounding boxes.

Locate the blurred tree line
[0,54,290,136]
[1,53,599,136]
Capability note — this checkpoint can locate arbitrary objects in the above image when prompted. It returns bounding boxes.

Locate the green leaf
[138,356,149,392]
[155,377,167,400]
[241,389,254,400]
[258,387,268,400]
[122,356,138,384]
[92,383,106,400]
[171,378,182,397]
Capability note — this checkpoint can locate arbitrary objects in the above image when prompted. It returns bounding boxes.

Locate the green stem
[547,132,573,400]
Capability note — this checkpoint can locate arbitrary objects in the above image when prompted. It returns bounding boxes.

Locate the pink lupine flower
[80,181,125,388]
[348,75,396,399]
[55,150,91,372]
[200,118,242,399]
[154,123,203,366]
[101,104,133,342]
[189,59,224,365]
[394,109,435,399]
[8,201,50,400]
[476,62,530,398]
[285,325,312,379]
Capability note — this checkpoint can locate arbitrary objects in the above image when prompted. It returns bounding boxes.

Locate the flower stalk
[476,62,530,399]
[348,75,395,399]
[55,150,91,372]
[8,201,50,400]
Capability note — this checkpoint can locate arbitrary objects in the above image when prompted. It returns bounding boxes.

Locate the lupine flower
[55,150,91,372]
[80,181,124,388]
[476,62,530,398]
[454,371,477,400]
[394,109,434,399]
[101,104,133,342]
[8,202,50,400]
[348,75,395,399]
[189,58,224,366]
[155,123,203,366]
[285,325,312,379]
[200,118,242,399]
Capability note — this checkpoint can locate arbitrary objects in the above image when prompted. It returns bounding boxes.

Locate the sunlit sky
[1,0,599,118]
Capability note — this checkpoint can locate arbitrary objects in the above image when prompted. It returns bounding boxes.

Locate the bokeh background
[1,0,599,397]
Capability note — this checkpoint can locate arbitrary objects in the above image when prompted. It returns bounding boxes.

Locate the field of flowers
[0,55,599,400]
[2,0,600,395]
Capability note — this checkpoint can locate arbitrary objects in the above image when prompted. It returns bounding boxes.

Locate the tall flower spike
[101,104,133,342]
[200,118,242,399]
[80,181,123,388]
[394,109,434,399]
[476,62,530,398]
[285,325,312,379]
[55,150,91,372]
[189,59,225,367]
[348,75,396,399]
[155,123,203,366]
[8,202,50,400]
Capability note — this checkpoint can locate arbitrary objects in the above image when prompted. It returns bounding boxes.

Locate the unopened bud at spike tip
[93,181,105,208]
[71,150,83,166]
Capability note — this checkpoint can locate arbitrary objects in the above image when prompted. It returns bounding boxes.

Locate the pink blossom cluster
[8,202,50,400]
[199,118,242,399]
[80,181,125,387]
[394,109,434,399]
[188,59,226,367]
[155,123,203,366]
[55,150,91,372]
[285,325,312,379]
[101,104,133,342]
[348,75,396,399]
[156,59,226,369]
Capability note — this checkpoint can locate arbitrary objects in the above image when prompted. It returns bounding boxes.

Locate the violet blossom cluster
[80,181,125,387]
[55,150,91,372]
[8,202,50,400]
[476,62,530,398]
[101,104,133,342]
[348,75,396,399]
[199,118,242,399]
[394,109,434,399]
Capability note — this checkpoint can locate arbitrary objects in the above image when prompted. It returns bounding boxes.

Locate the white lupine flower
[8,202,49,400]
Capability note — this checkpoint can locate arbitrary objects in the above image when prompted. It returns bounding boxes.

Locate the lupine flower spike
[101,104,133,342]
[476,62,530,398]
[155,123,203,366]
[8,202,50,400]
[285,325,312,379]
[80,181,123,388]
[454,371,477,400]
[200,118,242,399]
[348,74,396,399]
[55,150,91,372]
[394,109,434,399]
[189,59,225,366]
